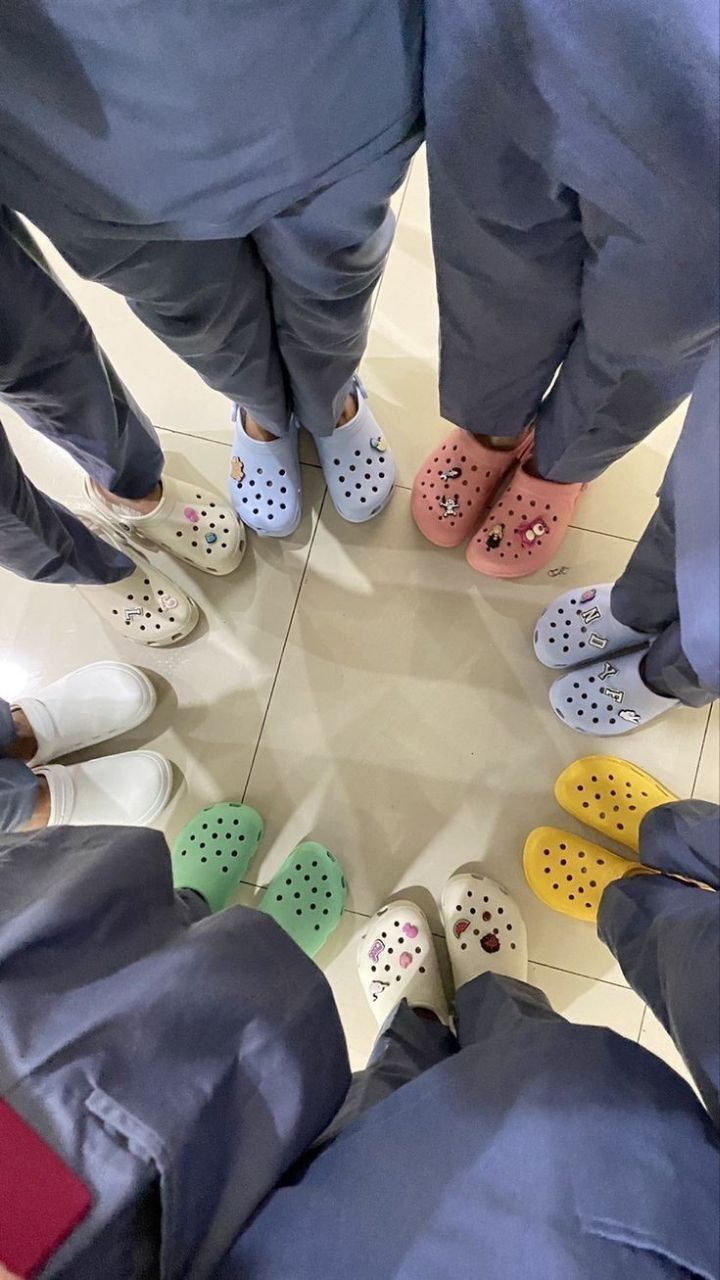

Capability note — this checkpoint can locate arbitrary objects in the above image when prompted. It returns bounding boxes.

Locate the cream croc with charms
[358,899,449,1024]
[84,474,244,575]
[314,377,396,523]
[77,517,199,646]
[441,870,528,988]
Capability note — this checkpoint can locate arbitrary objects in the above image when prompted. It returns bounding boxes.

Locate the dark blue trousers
[612,341,720,707]
[425,0,719,483]
[230,801,720,1279]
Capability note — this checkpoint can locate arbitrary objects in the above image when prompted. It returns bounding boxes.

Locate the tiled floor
[2,155,716,1079]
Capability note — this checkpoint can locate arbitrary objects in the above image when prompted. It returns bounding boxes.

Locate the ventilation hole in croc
[201,856,207,863]
[589,880,597,888]
[544,867,551,874]
[552,883,559,889]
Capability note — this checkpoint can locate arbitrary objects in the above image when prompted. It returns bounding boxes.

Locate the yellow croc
[554,755,677,853]
[524,826,635,922]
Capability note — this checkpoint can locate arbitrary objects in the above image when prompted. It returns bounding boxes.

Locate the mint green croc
[259,841,347,957]
[172,802,264,913]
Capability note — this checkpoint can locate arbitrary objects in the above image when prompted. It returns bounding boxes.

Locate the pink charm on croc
[403,923,419,939]
[399,952,413,969]
[184,506,200,523]
[453,919,470,938]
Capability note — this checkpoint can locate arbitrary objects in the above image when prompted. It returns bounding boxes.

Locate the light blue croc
[550,649,677,735]
[314,378,396,523]
[534,584,649,669]
[229,406,302,537]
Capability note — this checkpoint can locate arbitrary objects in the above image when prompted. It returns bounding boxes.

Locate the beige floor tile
[639,1010,699,1097]
[242,488,708,983]
[694,702,720,803]
[0,414,323,842]
[362,151,682,542]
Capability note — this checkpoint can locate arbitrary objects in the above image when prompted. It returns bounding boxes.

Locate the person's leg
[0,208,164,503]
[52,230,289,438]
[0,417,135,586]
[0,699,39,833]
[599,800,720,1125]
[250,131,418,526]
[0,213,242,578]
[318,897,456,1146]
[252,132,417,438]
[0,822,350,1277]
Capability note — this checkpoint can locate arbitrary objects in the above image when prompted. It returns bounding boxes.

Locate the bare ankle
[22,774,51,831]
[7,708,38,762]
[244,412,279,443]
[477,421,533,452]
[336,391,358,429]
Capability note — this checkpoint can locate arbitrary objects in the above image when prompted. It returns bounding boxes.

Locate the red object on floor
[0,1101,91,1278]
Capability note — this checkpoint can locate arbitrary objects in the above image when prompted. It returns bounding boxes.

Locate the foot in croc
[172,803,264,913]
[259,842,348,958]
[441,870,528,988]
[534,584,650,670]
[358,900,449,1024]
[549,650,678,735]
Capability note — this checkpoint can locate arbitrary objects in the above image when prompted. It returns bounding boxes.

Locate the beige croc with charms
[358,900,449,1024]
[84,474,245,575]
[441,870,528,986]
[77,518,199,645]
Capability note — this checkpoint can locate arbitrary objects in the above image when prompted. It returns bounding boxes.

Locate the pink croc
[466,461,586,578]
[411,428,531,548]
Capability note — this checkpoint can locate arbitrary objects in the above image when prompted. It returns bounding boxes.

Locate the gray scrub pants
[0,208,157,587]
[425,0,719,482]
[612,342,720,708]
[49,135,416,439]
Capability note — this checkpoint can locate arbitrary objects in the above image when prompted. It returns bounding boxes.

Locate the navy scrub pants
[47,135,416,440]
[0,207,161,587]
[230,800,720,1279]
[424,0,719,483]
[612,341,720,708]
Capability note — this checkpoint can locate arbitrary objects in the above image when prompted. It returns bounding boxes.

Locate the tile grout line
[690,704,713,797]
[241,487,330,802]
[637,1004,648,1043]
